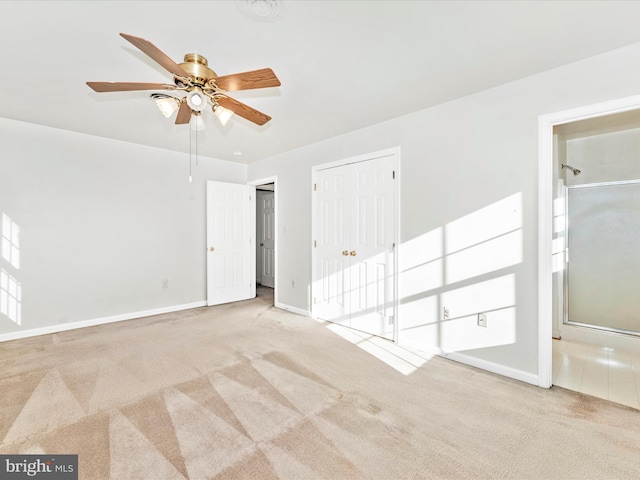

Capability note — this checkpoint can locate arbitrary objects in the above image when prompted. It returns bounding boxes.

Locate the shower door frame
[563,179,640,337]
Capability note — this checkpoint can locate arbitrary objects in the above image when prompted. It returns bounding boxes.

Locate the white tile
[552,338,640,409]
[632,362,640,407]
[565,340,590,361]
[629,350,640,374]
[585,343,609,364]
[554,353,585,391]
[580,356,608,399]
[551,341,565,383]
[608,353,639,409]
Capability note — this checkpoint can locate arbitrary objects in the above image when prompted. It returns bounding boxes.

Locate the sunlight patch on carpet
[326,324,433,375]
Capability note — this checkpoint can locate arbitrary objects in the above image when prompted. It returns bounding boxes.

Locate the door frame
[249,175,278,305]
[311,147,401,341]
[538,93,640,388]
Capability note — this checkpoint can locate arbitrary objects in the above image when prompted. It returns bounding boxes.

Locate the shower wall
[565,127,640,185]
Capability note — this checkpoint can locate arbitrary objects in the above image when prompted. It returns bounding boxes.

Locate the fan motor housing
[178,53,217,86]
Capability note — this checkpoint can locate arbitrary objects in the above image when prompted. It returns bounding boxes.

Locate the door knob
[342,250,349,256]
[260,243,265,246]
[350,250,357,256]
[209,247,215,252]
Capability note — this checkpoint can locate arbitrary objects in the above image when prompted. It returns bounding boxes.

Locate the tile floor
[553,338,640,410]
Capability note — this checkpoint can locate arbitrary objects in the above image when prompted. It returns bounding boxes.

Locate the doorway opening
[251,177,277,307]
[539,97,640,408]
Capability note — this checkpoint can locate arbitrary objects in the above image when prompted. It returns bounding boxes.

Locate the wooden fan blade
[120,33,191,79]
[216,96,272,126]
[215,68,281,92]
[175,99,192,125]
[86,82,176,92]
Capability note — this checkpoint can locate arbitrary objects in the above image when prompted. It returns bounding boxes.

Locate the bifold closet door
[314,156,395,339]
[348,157,395,338]
[314,166,351,325]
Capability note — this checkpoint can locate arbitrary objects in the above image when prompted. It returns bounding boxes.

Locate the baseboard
[397,338,538,386]
[274,302,310,317]
[443,351,539,386]
[0,301,207,343]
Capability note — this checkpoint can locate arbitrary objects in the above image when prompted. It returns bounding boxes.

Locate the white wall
[248,41,640,379]
[0,119,246,335]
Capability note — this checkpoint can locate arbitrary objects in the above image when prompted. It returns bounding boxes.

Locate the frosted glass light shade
[186,90,207,111]
[214,105,234,126]
[154,96,179,118]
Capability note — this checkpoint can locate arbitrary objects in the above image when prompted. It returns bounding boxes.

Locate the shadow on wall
[1,213,22,326]
[398,192,522,355]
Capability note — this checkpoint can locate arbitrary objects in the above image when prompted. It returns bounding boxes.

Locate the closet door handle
[350,251,357,256]
[342,250,349,256]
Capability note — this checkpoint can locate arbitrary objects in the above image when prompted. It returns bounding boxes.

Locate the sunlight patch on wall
[445,193,522,284]
[552,238,566,273]
[552,196,566,273]
[398,227,443,298]
[446,230,522,285]
[397,193,523,353]
[0,268,22,325]
[440,274,516,352]
[2,213,20,270]
[1,213,22,326]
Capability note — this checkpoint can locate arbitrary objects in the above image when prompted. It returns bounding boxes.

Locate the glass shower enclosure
[565,180,640,336]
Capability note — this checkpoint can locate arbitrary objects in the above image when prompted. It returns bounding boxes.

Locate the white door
[313,154,396,338]
[348,157,395,338]
[207,181,256,306]
[314,166,351,325]
[258,191,275,288]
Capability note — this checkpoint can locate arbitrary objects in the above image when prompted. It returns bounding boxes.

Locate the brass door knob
[350,251,356,256]
[342,250,349,256]
[209,247,215,252]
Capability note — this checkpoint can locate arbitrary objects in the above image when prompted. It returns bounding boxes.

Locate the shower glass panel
[566,180,640,335]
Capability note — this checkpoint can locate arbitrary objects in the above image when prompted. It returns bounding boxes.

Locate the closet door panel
[349,157,395,339]
[314,166,351,325]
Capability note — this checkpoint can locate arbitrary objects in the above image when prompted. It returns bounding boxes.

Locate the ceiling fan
[86,33,281,127]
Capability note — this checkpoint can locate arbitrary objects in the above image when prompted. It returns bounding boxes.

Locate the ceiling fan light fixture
[214,104,235,126]
[186,89,207,112]
[88,33,280,129]
[151,93,180,118]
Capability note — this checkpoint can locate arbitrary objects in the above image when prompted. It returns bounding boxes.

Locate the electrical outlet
[161,279,168,289]
[477,312,487,327]
[443,307,450,320]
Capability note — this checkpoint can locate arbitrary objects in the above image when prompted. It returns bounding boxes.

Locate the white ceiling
[3,1,640,164]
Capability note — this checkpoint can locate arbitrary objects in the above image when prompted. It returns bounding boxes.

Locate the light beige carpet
[1,288,639,479]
